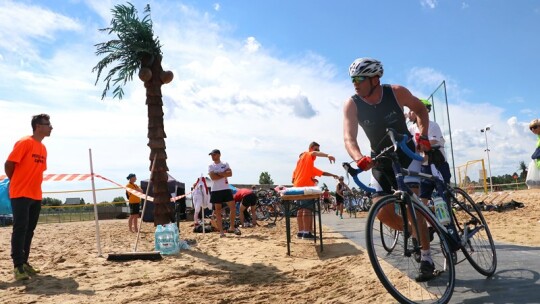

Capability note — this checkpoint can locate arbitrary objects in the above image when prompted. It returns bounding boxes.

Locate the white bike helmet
[349,57,384,78]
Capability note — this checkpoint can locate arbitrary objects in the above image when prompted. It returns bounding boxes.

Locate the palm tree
[92,3,174,225]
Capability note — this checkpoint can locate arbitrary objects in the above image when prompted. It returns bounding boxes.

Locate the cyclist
[343,57,435,281]
[321,187,331,213]
[408,98,452,206]
[335,176,349,219]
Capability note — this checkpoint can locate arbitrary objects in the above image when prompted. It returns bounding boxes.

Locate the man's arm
[321,171,338,179]
[343,97,364,161]
[312,151,336,163]
[4,161,15,179]
[393,85,429,137]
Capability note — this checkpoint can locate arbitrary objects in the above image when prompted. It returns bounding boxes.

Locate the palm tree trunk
[143,54,173,226]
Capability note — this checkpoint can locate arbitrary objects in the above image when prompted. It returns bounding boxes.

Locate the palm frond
[92,2,162,100]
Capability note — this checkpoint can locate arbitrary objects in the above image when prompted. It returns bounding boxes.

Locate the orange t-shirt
[7,136,47,200]
[292,151,323,187]
[126,182,142,204]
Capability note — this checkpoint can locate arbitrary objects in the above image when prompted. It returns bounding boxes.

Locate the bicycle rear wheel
[450,187,497,276]
[380,221,399,252]
[365,195,455,304]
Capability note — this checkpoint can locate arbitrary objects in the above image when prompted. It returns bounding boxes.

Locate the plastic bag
[526,160,540,189]
[154,223,180,255]
[0,178,12,215]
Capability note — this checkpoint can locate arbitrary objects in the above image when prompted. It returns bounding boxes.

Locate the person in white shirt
[208,149,239,238]
[408,99,452,205]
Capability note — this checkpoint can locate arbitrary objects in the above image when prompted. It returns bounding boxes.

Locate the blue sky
[1,0,538,203]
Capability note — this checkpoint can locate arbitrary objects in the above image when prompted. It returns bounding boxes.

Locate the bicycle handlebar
[342,128,424,193]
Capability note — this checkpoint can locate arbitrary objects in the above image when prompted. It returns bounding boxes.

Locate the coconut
[160,71,174,84]
[138,67,152,82]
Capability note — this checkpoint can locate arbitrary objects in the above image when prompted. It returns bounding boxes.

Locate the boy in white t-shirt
[408,99,452,205]
[208,149,239,238]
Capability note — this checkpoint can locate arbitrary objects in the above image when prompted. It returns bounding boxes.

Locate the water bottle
[155,224,180,255]
[433,197,450,225]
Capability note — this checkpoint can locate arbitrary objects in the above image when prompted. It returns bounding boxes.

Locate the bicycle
[343,128,497,304]
[255,189,284,224]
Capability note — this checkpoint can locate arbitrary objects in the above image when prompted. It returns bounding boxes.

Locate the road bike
[343,128,497,304]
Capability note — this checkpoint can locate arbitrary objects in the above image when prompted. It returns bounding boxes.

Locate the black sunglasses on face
[531,125,539,130]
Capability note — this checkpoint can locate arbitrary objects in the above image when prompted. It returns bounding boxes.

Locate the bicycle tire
[255,203,269,221]
[365,195,455,304]
[450,187,497,276]
[380,221,399,252]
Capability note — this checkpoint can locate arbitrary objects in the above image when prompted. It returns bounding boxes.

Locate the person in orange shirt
[125,173,143,233]
[4,113,52,281]
[292,142,338,239]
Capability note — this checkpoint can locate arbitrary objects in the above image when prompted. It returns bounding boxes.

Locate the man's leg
[250,204,257,226]
[239,204,247,226]
[304,209,313,233]
[297,208,305,237]
[24,200,41,265]
[227,201,236,231]
[214,203,224,236]
[11,198,31,268]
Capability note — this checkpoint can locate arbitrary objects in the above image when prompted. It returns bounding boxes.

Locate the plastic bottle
[433,197,450,225]
[155,223,180,255]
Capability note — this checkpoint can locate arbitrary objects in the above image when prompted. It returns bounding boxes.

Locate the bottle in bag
[155,223,180,255]
[433,197,450,225]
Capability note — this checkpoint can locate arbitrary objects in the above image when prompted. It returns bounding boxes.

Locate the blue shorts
[296,199,315,211]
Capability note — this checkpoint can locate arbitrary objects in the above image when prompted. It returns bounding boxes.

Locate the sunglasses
[351,76,368,83]
[531,125,539,130]
[38,122,52,128]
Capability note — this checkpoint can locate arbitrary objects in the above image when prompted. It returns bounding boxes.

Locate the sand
[0,189,538,304]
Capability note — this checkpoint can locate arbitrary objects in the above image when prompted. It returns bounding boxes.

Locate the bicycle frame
[343,128,465,252]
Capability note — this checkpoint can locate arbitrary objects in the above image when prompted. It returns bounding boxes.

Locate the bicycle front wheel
[450,187,497,276]
[365,195,455,304]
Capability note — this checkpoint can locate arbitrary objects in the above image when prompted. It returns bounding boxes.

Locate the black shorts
[336,196,344,205]
[210,189,234,205]
[241,193,257,207]
[323,198,330,204]
[420,162,452,199]
[129,203,140,215]
[371,140,415,194]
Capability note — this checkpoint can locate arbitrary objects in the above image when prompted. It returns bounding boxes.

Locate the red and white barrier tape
[0,173,191,203]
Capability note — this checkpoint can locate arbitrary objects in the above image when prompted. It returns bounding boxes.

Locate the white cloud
[243,37,261,53]
[420,0,438,9]
[462,2,470,9]
[0,0,82,60]
[213,3,221,11]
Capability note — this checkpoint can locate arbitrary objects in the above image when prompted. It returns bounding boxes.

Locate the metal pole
[481,128,494,192]
[89,149,102,257]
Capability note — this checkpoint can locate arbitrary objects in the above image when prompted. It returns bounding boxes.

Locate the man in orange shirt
[4,114,52,281]
[292,142,338,239]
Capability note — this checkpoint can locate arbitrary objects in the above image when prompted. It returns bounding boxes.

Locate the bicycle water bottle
[433,197,450,225]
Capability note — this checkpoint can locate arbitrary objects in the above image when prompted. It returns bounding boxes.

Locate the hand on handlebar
[415,133,432,152]
[356,156,373,171]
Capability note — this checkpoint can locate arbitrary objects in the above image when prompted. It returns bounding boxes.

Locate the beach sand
[0,189,538,303]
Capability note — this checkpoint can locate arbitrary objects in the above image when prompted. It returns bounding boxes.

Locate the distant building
[64,197,82,205]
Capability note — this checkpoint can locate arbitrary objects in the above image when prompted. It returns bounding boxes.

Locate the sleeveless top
[352,84,412,154]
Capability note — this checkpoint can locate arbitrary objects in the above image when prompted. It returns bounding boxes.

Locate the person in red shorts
[233,188,258,227]
[4,114,52,281]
